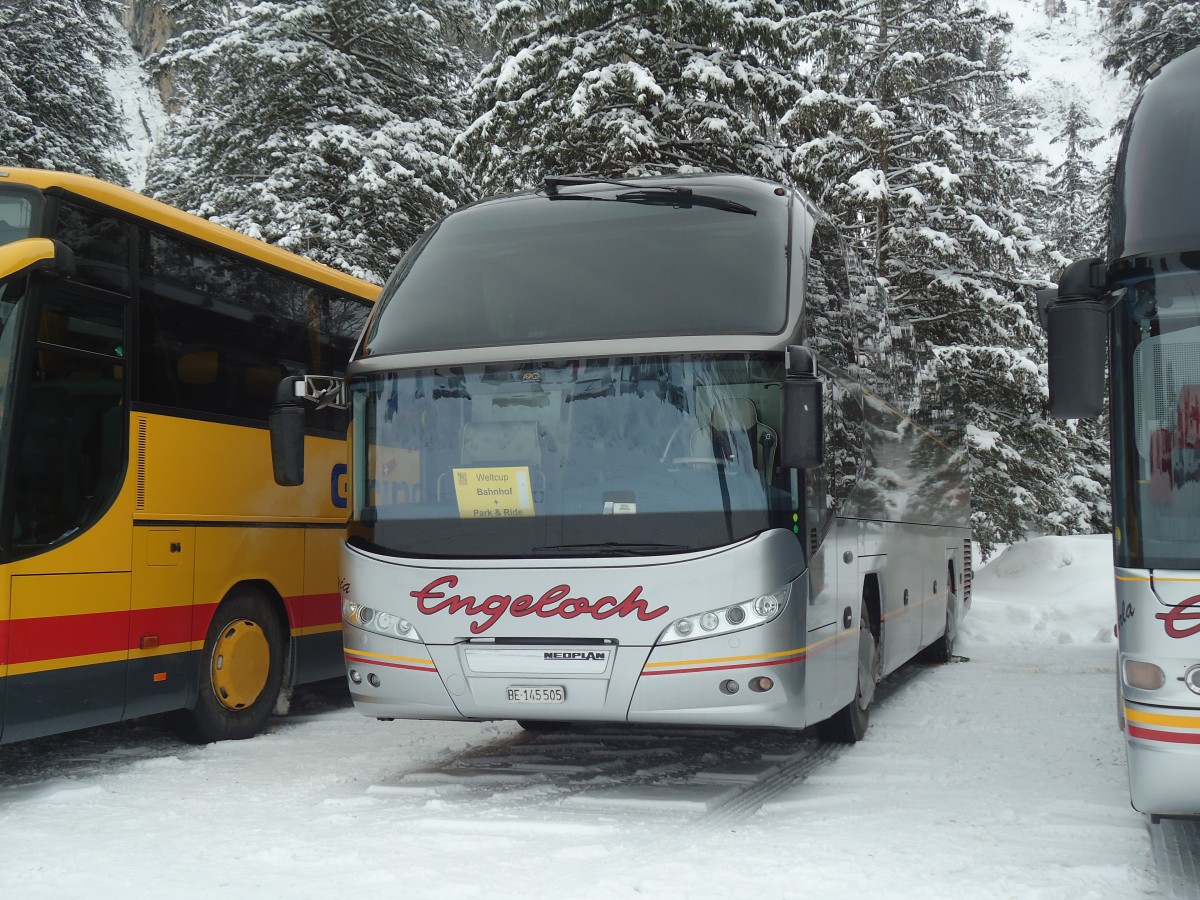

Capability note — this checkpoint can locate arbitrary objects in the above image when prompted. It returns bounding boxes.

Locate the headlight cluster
[657,587,789,644]
[343,599,423,642]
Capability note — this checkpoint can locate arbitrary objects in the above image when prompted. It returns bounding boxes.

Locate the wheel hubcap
[856,618,877,710]
[210,618,270,710]
[946,594,958,652]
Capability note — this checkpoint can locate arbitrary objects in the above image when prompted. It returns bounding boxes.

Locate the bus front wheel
[817,600,878,743]
[169,590,287,744]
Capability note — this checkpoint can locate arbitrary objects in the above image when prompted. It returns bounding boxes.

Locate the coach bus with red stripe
[1040,48,1200,818]
[0,168,378,745]
[274,173,971,742]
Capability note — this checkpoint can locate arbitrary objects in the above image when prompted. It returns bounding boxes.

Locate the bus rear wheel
[818,600,878,743]
[169,590,286,744]
[921,591,959,664]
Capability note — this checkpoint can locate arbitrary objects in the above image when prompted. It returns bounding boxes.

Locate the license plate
[507,685,565,704]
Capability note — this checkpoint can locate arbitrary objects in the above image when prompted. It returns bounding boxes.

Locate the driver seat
[691,397,778,477]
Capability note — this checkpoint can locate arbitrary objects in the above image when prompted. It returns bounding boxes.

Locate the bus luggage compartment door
[3,572,130,743]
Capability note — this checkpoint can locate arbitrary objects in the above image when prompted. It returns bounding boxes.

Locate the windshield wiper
[615,188,756,216]
[542,176,757,215]
[544,175,642,196]
[531,541,690,557]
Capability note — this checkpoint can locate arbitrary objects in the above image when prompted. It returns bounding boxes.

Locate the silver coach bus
[1040,48,1200,818]
[273,173,972,742]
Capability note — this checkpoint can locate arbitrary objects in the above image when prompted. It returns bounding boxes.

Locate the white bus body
[1042,48,1200,817]
[330,174,971,741]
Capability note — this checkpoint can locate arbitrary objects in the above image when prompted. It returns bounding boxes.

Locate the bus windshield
[1112,257,1200,568]
[348,353,798,558]
[0,192,37,246]
[361,180,790,355]
[0,275,26,432]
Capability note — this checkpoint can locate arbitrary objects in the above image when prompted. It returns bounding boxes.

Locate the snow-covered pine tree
[783,0,1087,556]
[0,0,131,183]
[147,0,478,282]
[458,0,813,193]
[159,0,229,31]
[1104,0,1200,86]
[1037,101,1111,538]
[1044,101,1105,266]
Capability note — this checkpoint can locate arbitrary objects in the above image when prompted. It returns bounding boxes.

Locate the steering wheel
[669,456,724,467]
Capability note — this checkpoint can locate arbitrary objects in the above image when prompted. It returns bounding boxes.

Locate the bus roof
[1110,47,1200,263]
[0,166,380,301]
[358,172,803,368]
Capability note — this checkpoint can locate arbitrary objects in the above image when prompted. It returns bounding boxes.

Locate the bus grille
[136,416,148,511]
[962,539,973,603]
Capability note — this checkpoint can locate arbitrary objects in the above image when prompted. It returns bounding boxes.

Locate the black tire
[921,592,959,664]
[169,589,287,744]
[818,600,879,743]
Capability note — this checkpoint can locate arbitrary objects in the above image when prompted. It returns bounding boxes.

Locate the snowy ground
[1,533,1193,898]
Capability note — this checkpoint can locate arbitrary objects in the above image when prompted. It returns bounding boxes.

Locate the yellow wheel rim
[210,618,270,711]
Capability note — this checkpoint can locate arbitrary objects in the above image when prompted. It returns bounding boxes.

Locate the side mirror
[0,237,77,277]
[269,376,306,486]
[781,345,824,470]
[1040,258,1108,418]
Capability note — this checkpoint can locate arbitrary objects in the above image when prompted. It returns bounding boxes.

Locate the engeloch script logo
[410,575,670,635]
[1156,594,1200,639]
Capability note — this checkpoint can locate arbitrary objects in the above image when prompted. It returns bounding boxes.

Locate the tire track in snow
[1149,818,1200,898]
[364,661,940,829]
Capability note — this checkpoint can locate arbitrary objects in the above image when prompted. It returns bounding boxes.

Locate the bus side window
[138,228,371,427]
[806,220,865,514]
[12,287,127,552]
[53,201,131,294]
[806,220,856,373]
[307,292,372,432]
[846,249,884,391]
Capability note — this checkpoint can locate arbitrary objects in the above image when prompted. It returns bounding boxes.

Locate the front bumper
[343,622,812,730]
[1124,700,1200,816]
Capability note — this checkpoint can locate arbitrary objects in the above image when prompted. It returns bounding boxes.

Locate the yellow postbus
[0,167,379,744]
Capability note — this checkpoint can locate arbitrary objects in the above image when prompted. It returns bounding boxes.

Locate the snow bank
[968,534,1117,647]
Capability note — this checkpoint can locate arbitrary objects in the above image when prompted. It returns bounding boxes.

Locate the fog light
[719,679,739,694]
[1124,659,1166,690]
[367,673,381,688]
[348,669,362,684]
[1184,665,1200,695]
[749,676,774,692]
[753,595,780,617]
[699,612,719,632]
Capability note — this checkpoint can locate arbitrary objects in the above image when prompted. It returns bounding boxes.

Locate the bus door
[0,270,132,742]
[802,374,864,721]
[804,510,863,721]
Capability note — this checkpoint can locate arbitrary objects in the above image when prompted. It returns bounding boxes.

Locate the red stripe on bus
[1127,724,1200,745]
[192,602,219,642]
[289,592,342,629]
[343,653,438,673]
[4,594,341,667]
[640,653,806,677]
[11,606,195,665]
[131,605,194,645]
[7,610,131,665]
